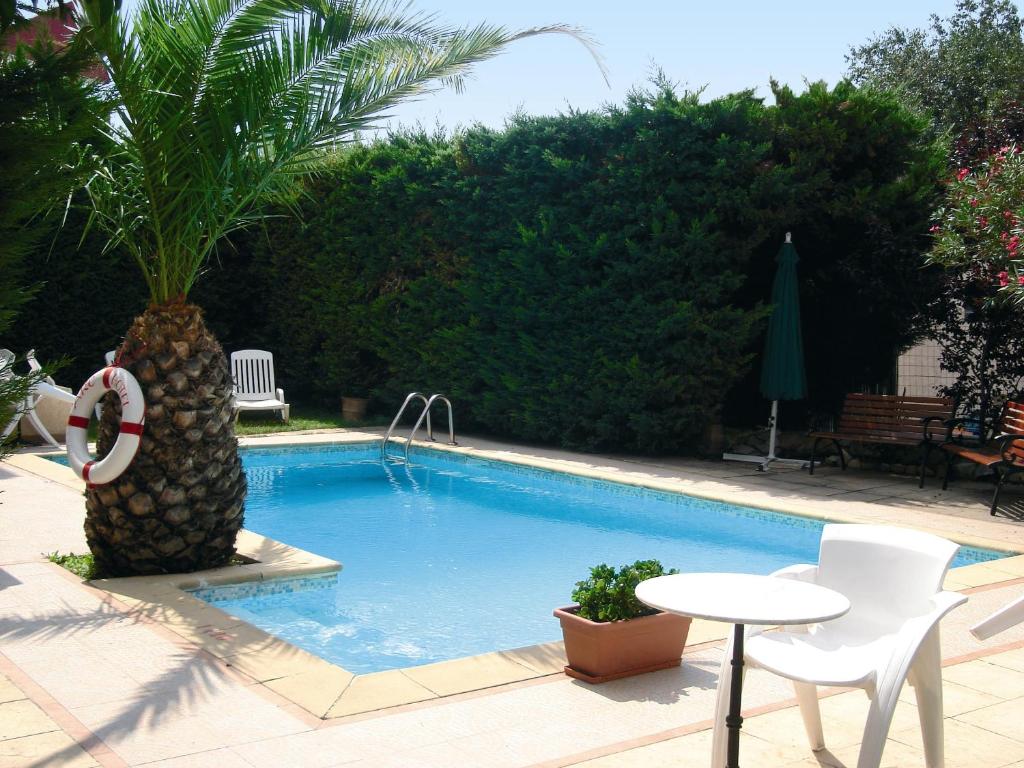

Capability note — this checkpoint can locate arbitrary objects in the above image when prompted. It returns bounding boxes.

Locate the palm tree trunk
[84,300,246,576]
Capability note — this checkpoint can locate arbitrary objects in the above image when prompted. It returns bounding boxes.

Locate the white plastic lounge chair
[711,524,966,768]
[1,349,76,447]
[230,349,289,422]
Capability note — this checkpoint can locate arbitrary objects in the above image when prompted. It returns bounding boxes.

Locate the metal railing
[380,392,457,462]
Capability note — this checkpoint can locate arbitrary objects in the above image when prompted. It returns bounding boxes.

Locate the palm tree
[73,0,601,576]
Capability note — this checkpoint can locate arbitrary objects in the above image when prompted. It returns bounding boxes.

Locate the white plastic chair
[971,593,1024,640]
[1,349,76,447]
[230,349,289,422]
[711,524,966,768]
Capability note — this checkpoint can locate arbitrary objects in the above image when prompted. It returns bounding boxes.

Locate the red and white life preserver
[66,367,145,486]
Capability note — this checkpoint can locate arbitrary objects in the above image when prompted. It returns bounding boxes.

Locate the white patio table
[635,572,850,768]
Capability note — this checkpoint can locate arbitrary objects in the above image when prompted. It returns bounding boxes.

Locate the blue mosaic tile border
[237,442,1013,563]
[190,573,337,603]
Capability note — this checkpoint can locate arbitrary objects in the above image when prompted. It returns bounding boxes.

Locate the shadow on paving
[0,593,238,768]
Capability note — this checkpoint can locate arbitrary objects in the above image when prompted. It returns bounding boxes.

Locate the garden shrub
[723,81,945,424]
[10,81,943,453]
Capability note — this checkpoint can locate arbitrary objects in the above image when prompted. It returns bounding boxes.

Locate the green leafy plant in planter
[554,559,690,684]
[573,560,679,622]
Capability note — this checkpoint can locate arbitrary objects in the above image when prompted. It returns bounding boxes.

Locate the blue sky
[380,0,962,134]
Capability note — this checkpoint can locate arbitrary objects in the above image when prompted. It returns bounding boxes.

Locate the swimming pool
[190,443,1003,674]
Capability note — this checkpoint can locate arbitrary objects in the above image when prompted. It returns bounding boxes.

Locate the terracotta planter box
[341,396,368,422]
[553,605,692,684]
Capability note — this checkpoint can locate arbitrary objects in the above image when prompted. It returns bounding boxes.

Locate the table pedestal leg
[726,623,745,768]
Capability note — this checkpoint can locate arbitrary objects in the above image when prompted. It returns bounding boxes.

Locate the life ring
[66,367,145,486]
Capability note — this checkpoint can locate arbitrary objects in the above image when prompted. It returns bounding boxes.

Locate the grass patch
[46,551,253,580]
[47,551,96,580]
[232,406,388,435]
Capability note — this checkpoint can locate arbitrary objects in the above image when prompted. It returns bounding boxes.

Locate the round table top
[635,572,851,626]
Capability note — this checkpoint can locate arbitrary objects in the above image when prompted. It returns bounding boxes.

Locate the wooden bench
[941,400,1024,515]
[808,394,955,487]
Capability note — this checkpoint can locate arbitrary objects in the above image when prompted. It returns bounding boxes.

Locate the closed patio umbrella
[760,232,807,465]
[724,232,807,469]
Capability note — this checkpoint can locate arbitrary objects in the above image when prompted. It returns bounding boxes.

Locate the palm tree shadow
[0,590,266,767]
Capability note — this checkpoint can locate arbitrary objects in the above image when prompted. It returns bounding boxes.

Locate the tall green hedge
[6,82,944,454]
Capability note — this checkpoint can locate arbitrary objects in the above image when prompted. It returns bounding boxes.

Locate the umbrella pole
[767,400,779,461]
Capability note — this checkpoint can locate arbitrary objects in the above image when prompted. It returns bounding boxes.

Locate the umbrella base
[722,453,809,472]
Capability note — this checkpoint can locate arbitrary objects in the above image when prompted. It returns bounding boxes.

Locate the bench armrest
[807,412,834,433]
[922,415,950,443]
[941,416,978,445]
[994,433,1024,463]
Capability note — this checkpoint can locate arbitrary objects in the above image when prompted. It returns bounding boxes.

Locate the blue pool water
[186,443,1006,674]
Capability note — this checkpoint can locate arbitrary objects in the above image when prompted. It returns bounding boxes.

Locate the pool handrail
[405,394,457,461]
[381,392,432,461]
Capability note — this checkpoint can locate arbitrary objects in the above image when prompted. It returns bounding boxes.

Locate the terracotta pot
[341,396,368,422]
[553,605,691,684]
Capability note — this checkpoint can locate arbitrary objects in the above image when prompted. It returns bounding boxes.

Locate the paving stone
[0,699,58,741]
[0,730,98,768]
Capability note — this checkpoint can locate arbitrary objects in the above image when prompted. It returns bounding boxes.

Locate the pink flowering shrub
[929,145,1024,302]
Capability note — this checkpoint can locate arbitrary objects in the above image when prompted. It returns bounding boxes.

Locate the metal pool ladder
[381,392,457,462]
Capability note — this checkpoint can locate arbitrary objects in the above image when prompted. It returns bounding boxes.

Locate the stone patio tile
[325,670,437,718]
[989,554,1024,577]
[0,676,23,705]
[986,647,1024,674]
[0,699,58,741]
[134,746,255,768]
[231,727,387,768]
[684,618,729,646]
[890,716,1024,767]
[363,740,483,768]
[942,659,1024,700]
[71,689,308,766]
[263,662,355,718]
[955,697,1024,741]
[818,689,921,736]
[943,562,1016,588]
[498,641,567,675]
[12,660,148,710]
[826,737,927,768]
[898,679,1002,716]
[401,651,540,697]
[572,730,716,768]
[176,615,281,659]
[740,697,879,752]
[0,730,98,768]
[222,639,333,683]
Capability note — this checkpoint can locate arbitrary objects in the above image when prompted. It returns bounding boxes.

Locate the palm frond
[76,0,605,302]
